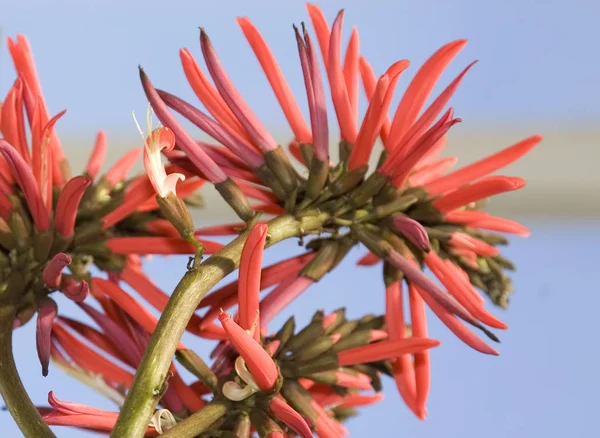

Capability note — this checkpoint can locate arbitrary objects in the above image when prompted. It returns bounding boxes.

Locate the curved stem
[159,398,229,438]
[0,305,56,438]
[111,213,328,438]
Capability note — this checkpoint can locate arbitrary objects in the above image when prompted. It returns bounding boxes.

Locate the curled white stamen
[149,409,177,434]
[222,356,261,401]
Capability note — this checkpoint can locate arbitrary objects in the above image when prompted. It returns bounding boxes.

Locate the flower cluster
[0,3,540,438]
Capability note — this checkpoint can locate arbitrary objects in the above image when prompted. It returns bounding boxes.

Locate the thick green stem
[159,399,229,438]
[0,305,56,437]
[111,213,328,438]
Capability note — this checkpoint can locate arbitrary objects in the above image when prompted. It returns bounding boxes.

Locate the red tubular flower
[0,139,50,231]
[432,176,526,213]
[238,223,268,340]
[385,281,418,417]
[91,278,187,350]
[139,67,228,183]
[344,26,360,124]
[8,35,66,180]
[42,253,71,288]
[36,297,57,376]
[157,90,264,169]
[218,311,278,391]
[59,278,89,303]
[295,24,328,160]
[338,338,441,367]
[327,10,358,143]
[200,29,279,153]
[55,175,91,237]
[408,284,431,418]
[387,39,467,149]
[86,131,107,179]
[106,236,223,255]
[104,148,142,187]
[237,17,312,144]
[269,396,313,438]
[260,276,314,326]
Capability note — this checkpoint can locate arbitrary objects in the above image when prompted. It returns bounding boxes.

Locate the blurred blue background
[2,0,599,437]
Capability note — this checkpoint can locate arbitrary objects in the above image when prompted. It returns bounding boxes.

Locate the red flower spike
[358,56,393,148]
[393,61,477,157]
[0,139,50,231]
[413,285,499,355]
[200,29,279,152]
[385,282,418,416]
[179,48,252,143]
[445,211,531,236]
[424,252,508,330]
[269,396,313,438]
[342,393,384,409]
[408,156,458,187]
[338,338,441,366]
[432,176,526,213]
[86,131,107,179]
[157,90,263,169]
[328,10,358,143]
[295,24,329,161]
[199,252,315,309]
[36,297,57,376]
[1,79,30,165]
[357,252,380,266]
[35,109,66,212]
[386,250,487,330]
[218,311,278,391]
[387,39,467,149]
[408,284,431,418]
[101,176,155,230]
[91,278,187,350]
[42,253,71,288]
[238,223,268,340]
[106,236,223,255]
[237,17,312,144]
[306,3,332,66]
[52,323,135,385]
[139,67,228,183]
[55,175,91,238]
[260,276,314,326]
[425,134,543,196]
[104,148,142,187]
[343,26,360,125]
[8,35,66,164]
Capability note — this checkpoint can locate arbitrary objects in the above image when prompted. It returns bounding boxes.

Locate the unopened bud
[34,229,54,263]
[214,178,255,222]
[156,193,195,240]
[300,241,338,281]
[250,409,283,437]
[263,146,298,193]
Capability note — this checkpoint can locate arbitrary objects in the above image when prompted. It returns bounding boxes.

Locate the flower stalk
[0,304,56,437]
[111,212,328,438]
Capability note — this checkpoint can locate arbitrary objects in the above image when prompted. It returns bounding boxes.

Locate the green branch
[0,305,56,437]
[159,398,229,438]
[111,213,328,438]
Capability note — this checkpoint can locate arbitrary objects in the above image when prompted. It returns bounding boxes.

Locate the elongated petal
[0,139,50,231]
[338,338,440,366]
[425,135,542,195]
[36,298,57,376]
[42,253,71,288]
[200,30,278,152]
[139,67,228,183]
[237,17,311,143]
[218,311,278,391]
[104,148,142,186]
[106,236,223,255]
[270,396,312,438]
[433,176,525,213]
[239,223,268,340]
[55,176,91,237]
[86,131,107,179]
[260,276,313,326]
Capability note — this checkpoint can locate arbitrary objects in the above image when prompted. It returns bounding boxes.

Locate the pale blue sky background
[1,1,599,437]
